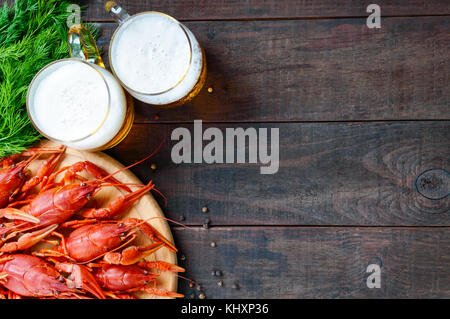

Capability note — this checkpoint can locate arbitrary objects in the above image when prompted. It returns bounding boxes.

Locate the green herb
[0,0,71,158]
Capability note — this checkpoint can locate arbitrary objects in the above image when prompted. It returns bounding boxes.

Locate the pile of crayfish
[0,146,184,299]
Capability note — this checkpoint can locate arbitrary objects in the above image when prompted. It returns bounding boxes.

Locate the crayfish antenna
[97,132,167,184]
[138,261,185,273]
[80,180,157,220]
[126,218,178,252]
[0,255,13,263]
[0,224,58,253]
[152,187,168,208]
[0,272,8,281]
[142,287,184,298]
[56,292,92,299]
[33,249,77,263]
[115,293,139,299]
[0,208,40,224]
[47,161,132,193]
[104,242,165,265]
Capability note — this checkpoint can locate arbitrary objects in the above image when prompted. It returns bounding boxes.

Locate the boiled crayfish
[0,142,184,299]
[92,262,184,299]
[0,254,104,299]
[0,147,65,208]
[0,160,153,253]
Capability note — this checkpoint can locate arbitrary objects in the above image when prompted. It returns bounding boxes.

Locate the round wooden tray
[28,140,178,299]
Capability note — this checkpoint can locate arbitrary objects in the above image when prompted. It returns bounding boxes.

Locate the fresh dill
[0,0,71,157]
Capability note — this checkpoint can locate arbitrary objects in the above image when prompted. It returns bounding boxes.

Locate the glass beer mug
[105,1,207,107]
[27,24,134,151]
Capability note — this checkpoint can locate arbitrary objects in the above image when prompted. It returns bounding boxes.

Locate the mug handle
[68,24,105,68]
[105,1,130,25]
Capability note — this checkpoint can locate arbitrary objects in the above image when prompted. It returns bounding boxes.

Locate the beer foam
[111,13,204,105]
[29,60,127,150]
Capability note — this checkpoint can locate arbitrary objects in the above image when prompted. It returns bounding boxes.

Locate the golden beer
[106,2,207,107]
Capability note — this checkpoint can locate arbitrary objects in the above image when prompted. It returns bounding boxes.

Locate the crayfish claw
[143,287,184,298]
[56,263,106,299]
[0,224,58,253]
[138,261,185,273]
[0,208,40,224]
[126,218,178,252]
[104,242,164,266]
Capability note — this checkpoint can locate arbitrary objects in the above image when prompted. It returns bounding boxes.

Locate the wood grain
[106,121,450,226]
[174,227,450,298]
[1,0,448,300]
[82,0,450,21]
[95,16,450,122]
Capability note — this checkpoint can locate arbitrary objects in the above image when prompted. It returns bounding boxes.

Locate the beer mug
[105,1,207,107]
[27,24,134,151]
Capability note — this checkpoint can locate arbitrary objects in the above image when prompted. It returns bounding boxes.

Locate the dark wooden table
[82,0,450,298]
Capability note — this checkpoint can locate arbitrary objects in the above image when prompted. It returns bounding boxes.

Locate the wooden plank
[105,121,450,226]
[82,0,450,21]
[174,227,450,298]
[95,17,450,122]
